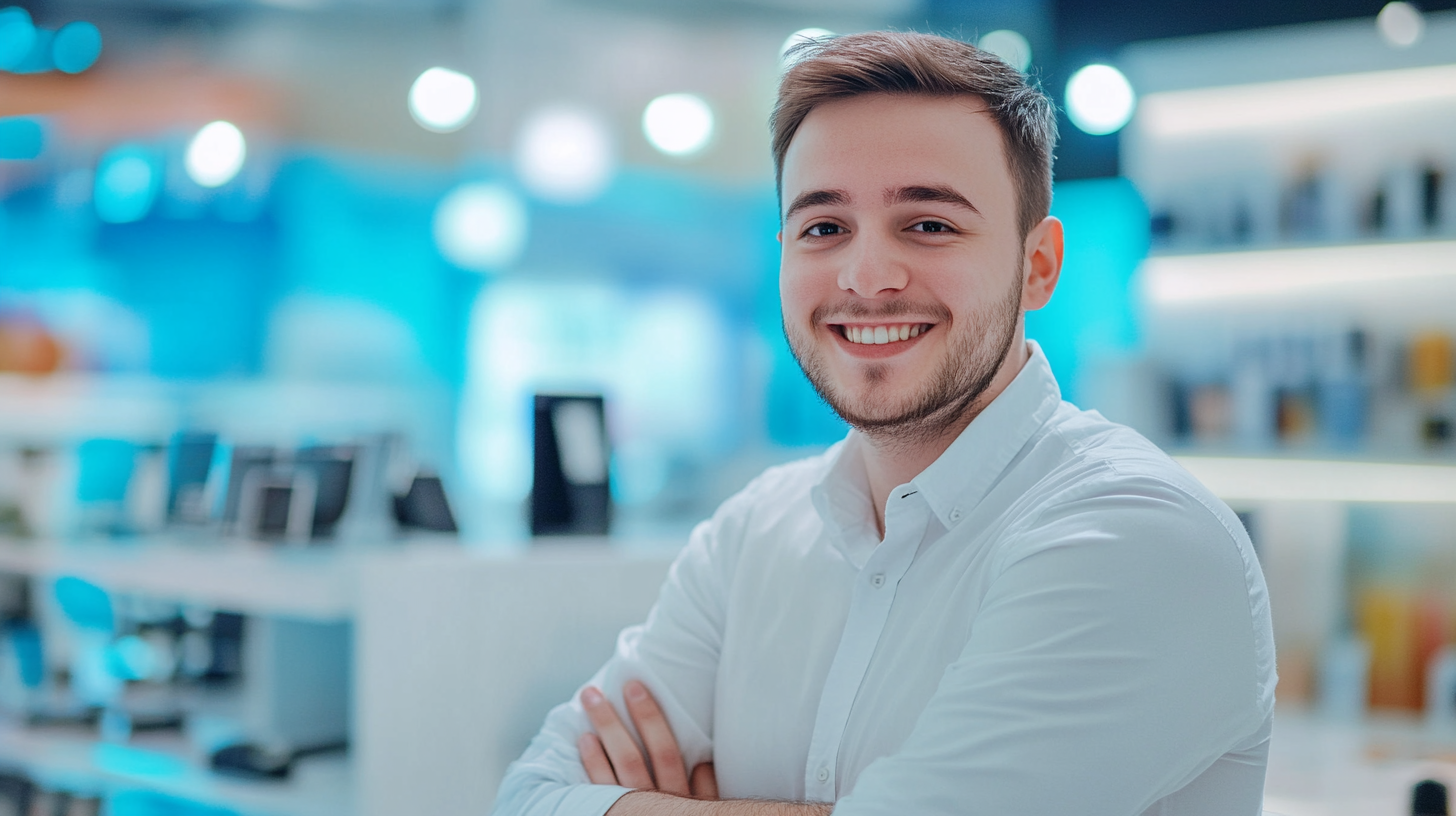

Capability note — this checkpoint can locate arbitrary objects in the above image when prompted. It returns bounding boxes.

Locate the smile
[834,323,933,345]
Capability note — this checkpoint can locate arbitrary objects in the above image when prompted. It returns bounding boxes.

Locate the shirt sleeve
[491,497,742,816]
[832,476,1270,816]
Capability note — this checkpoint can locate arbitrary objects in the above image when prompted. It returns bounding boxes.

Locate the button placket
[802,499,927,800]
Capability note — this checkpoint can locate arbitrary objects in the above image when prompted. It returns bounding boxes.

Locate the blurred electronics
[236,464,318,544]
[0,772,32,816]
[167,433,221,525]
[1415,779,1449,816]
[295,445,355,538]
[530,394,611,537]
[211,739,347,781]
[393,471,457,533]
[207,616,350,779]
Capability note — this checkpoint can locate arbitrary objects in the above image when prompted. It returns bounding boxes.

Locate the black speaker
[530,394,611,537]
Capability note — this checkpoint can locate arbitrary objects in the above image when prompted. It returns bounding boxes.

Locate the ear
[776,230,783,244]
[1021,216,1063,312]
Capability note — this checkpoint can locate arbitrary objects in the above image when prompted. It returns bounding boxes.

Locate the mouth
[826,322,936,358]
[832,322,934,345]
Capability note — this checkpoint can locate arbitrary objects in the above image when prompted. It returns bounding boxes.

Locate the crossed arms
[578,681,830,816]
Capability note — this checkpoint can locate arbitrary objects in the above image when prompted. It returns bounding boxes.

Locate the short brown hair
[771,31,1057,239]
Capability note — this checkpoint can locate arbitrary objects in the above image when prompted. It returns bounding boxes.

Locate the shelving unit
[0,722,351,816]
[0,537,359,621]
[0,536,682,816]
[1174,456,1456,504]
[1141,240,1456,322]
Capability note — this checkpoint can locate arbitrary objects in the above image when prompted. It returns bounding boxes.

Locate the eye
[909,220,956,234]
[803,222,845,238]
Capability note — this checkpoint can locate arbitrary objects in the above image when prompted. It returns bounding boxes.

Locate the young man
[494,31,1275,816]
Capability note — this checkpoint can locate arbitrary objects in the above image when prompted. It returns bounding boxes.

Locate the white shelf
[0,719,351,816]
[1265,710,1456,816]
[1141,240,1456,313]
[0,538,358,621]
[1174,455,1456,504]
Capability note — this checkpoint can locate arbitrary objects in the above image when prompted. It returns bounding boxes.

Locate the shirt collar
[811,340,1063,546]
[913,340,1062,529]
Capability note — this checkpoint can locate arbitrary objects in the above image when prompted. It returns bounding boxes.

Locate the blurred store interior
[2,0,1456,813]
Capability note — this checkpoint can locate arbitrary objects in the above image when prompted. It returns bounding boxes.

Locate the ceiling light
[433,183,529,272]
[514,106,614,205]
[1377,1,1424,48]
[642,93,714,157]
[409,67,478,134]
[184,121,246,188]
[1066,64,1136,135]
[977,29,1031,72]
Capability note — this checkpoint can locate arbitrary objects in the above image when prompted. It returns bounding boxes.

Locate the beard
[784,271,1023,448]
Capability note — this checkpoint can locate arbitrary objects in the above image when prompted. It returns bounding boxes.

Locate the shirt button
[949,508,962,522]
[870,572,885,588]
[816,766,830,783]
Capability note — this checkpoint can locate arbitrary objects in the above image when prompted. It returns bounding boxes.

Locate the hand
[578,680,719,800]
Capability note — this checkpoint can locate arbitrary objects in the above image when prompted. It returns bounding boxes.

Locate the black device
[222,446,275,533]
[210,740,347,781]
[529,394,611,537]
[393,473,457,533]
[296,445,356,537]
[167,432,218,523]
[1414,779,1449,816]
[0,772,33,816]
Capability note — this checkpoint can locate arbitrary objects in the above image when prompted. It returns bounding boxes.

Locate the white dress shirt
[493,342,1277,816]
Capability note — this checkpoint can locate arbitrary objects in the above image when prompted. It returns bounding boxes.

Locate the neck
[861,340,1031,539]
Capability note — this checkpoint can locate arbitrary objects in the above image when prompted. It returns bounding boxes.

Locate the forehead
[781,93,1012,207]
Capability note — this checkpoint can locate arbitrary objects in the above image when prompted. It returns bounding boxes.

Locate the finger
[623,680,690,797]
[580,686,654,789]
[578,733,617,786]
[690,762,719,800]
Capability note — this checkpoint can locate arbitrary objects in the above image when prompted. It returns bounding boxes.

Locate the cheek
[778,257,821,322]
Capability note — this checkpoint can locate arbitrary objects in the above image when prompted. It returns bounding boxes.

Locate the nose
[837,230,909,298]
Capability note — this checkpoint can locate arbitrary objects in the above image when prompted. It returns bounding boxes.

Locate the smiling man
[493,31,1275,816]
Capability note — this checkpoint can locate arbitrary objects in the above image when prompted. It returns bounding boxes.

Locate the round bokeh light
[642,93,714,157]
[0,7,37,71]
[780,27,834,67]
[1066,64,1136,136]
[51,20,101,74]
[514,106,614,204]
[433,182,529,272]
[185,121,246,188]
[409,67,478,133]
[1377,2,1424,48]
[977,29,1031,73]
[95,145,159,224]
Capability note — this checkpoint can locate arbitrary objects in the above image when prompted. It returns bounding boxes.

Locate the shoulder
[1007,405,1276,702]
[1023,403,1245,541]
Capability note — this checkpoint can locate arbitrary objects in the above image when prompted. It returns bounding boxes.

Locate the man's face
[779,93,1028,441]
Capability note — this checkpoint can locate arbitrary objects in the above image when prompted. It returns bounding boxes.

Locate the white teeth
[842,324,928,345]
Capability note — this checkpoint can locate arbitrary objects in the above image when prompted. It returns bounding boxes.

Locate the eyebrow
[783,184,982,224]
[884,185,981,217]
[783,189,850,223]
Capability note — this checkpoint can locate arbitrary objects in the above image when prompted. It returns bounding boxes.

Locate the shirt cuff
[553,784,635,816]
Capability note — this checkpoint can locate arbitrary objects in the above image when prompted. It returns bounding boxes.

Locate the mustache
[810,299,953,325]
